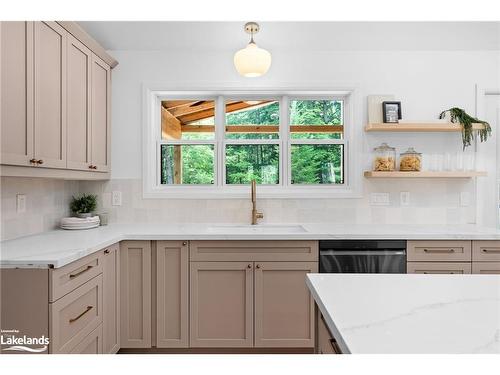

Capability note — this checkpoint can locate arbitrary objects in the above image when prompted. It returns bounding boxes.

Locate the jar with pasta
[399,147,422,171]
[373,143,396,171]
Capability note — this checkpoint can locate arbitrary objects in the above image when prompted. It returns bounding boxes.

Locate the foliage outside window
[158,95,347,189]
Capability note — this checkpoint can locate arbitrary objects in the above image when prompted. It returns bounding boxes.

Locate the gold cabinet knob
[247,264,252,269]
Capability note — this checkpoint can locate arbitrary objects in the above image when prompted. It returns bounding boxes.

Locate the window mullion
[215,95,225,187]
[281,95,290,187]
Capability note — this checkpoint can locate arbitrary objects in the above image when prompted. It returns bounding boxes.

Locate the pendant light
[234,22,272,78]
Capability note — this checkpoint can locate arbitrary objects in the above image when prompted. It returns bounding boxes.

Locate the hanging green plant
[439,107,491,149]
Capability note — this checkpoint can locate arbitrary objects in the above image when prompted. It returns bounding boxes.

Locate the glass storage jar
[373,143,396,171]
[399,147,422,171]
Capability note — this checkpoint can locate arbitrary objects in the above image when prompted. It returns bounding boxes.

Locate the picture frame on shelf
[382,101,402,123]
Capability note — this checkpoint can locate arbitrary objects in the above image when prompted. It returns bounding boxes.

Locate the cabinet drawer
[472,262,500,275]
[407,262,472,274]
[190,240,319,262]
[50,251,103,302]
[472,241,500,262]
[407,241,471,262]
[70,324,103,354]
[50,274,102,353]
[317,314,340,354]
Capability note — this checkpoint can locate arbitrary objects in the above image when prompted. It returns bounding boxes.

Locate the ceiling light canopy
[234,22,272,78]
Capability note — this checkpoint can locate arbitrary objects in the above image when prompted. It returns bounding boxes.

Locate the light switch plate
[370,193,390,206]
[400,192,410,206]
[16,194,26,213]
[112,191,122,206]
[460,192,470,207]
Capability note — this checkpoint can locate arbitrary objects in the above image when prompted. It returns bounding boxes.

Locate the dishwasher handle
[320,250,406,256]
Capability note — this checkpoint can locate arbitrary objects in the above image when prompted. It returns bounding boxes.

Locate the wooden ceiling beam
[179,124,343,133]
[178,100,273,124]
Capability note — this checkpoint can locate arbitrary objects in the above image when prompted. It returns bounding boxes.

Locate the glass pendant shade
[234,42,272,78]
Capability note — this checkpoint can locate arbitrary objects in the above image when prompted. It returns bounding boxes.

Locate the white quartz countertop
[306,273,500,354]
[2,222,500,268]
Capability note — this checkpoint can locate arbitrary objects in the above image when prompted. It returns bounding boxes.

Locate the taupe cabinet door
[66,34,92,171]
[0,21,34,166]
[90,54,111,172]
[156,241,189,348]
[120,241,151,348]
[103,244,120,354]
[254,262,317,347]
[34,21,67,168]
[190,262,254,347]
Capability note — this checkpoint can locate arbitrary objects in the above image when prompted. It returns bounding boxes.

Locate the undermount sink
[207,224,308,234]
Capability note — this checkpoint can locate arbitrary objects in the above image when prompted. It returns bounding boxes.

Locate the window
[289,100,344,184]
[145,90,355,198]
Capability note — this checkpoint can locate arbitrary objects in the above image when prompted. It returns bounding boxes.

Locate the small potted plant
[70,194,97,218]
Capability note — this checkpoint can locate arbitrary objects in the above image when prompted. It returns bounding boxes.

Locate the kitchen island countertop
[306,273,500,354]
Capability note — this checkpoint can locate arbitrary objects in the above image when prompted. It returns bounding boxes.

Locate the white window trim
[143,85,362,199]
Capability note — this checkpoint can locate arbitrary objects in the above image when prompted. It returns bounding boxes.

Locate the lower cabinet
[407,262,472,274]
[254,262,317,347]
[190,259,317,348]
[70,325,103,354]
[472,262,500,274]
[317,312,341,354]
[120,240,152,348]
[102,243,120,353]
[190,261,254,347]
[156,240,189,348]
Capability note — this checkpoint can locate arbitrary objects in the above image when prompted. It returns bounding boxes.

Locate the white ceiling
[78,21,500,52]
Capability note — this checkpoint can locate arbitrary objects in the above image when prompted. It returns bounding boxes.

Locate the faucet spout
[251,180,264,225]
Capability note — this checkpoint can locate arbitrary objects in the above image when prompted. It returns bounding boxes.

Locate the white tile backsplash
[1,177,79,241]
[78,178,473,227]
[0,176,475,241]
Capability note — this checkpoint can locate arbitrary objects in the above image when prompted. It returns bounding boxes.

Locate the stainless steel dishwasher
[319,240,407,273]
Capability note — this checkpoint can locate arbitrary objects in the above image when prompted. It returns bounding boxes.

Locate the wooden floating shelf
[364,171,487,178]
[365,123,486,132]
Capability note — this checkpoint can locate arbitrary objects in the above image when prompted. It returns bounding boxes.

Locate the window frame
[143,87,360,199]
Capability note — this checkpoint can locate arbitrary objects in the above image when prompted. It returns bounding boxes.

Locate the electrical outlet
[16,194,26,213]
[460,192,470,207]
[370,193,390,206]
[112,191,122,206]
[400,192,410,206]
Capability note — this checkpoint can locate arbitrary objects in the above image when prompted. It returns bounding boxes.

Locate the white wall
[109,49,499,180]
[82,46,499,227]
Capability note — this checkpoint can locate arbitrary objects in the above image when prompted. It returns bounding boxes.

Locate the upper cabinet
[90,55,111,172]
[0,21,117,178]
[0,21,34,166]
[66,34,92,171]
[34,21,67,168]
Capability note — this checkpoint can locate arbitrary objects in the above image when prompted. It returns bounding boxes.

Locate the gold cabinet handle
[329,338,342,353]
[69,306,93,323]
[29,158,37,164]
[37,159,44,165]
[247,264,252,269]
[182,241,187,246]
[256,264,261,269]
[69,265,93,279]
[482,248,500,253]
[423,248,455,253]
